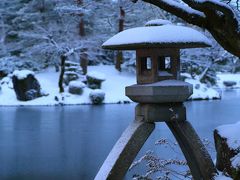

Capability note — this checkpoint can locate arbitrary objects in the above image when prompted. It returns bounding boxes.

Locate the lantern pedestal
[95,103,216,180]
[126,80,193,103]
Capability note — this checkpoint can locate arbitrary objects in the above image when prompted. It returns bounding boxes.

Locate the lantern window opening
[140,57,152,73]
[146,57,152,70]
[158,56,173,77]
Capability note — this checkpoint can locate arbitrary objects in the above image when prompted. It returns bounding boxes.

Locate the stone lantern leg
[96,20,217,180]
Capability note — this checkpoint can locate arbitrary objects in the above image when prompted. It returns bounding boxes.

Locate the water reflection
[0,90,240,179]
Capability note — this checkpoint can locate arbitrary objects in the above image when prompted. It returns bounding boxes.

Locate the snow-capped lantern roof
[102,24,211,50]
[145,19,172,26]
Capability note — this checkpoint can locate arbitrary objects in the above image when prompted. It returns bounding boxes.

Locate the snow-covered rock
[89,89,105,105]
[12,70,41,101]
[87,71,106,89]
[217,73,240,89]
[68,81,86,95]
[214,122,240,179]
[13,70,35,80]
[87,71,106,81]
[223,81,237,88]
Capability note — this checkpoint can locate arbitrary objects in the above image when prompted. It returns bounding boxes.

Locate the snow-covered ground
[0,65,225,106]
[0,65,135,106]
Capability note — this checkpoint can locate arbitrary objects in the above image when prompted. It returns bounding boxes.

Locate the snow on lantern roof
[145,19,172,26]
[102,24,211,50]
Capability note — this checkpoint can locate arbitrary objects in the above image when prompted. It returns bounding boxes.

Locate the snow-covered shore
[0,65,223,106]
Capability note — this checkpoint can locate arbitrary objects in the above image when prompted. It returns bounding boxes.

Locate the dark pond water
[0,90,240,180]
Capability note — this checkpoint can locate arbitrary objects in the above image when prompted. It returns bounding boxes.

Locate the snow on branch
[131,0,240,57]
[134,0,207,26]
[54,5,87,14]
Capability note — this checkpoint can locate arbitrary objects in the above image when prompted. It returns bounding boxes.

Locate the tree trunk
[116,6,125,72]
[79,16,85,37]
[80,48,88,75]
[58,55,66,93]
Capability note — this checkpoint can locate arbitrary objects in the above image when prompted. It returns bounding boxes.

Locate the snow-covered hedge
[89,89,105,105]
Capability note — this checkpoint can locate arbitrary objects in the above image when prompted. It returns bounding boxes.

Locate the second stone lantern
[96,20,216,180]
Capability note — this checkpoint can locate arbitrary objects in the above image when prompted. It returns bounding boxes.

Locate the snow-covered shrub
[181,60,217,85]
[0,57,41,77]
[86,71,106,89]
[68,81,86,95]
[89,89,105,105]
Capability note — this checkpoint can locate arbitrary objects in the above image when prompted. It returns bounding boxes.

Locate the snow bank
[13,70,34,80]
[103,25,211,48]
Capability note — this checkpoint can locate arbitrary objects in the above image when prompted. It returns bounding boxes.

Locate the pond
[0,90,240,179]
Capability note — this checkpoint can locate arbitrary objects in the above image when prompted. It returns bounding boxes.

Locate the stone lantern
[102,21,211,103]
[95,20,216,180]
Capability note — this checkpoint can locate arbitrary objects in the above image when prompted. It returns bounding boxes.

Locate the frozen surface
[103,25,211,48]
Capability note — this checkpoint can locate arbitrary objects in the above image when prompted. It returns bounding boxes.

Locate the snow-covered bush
[86,71,106,89]
[89,89,105,105]
[185,77,220,100]
[68,81,86,95]
[0,57,40,78]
